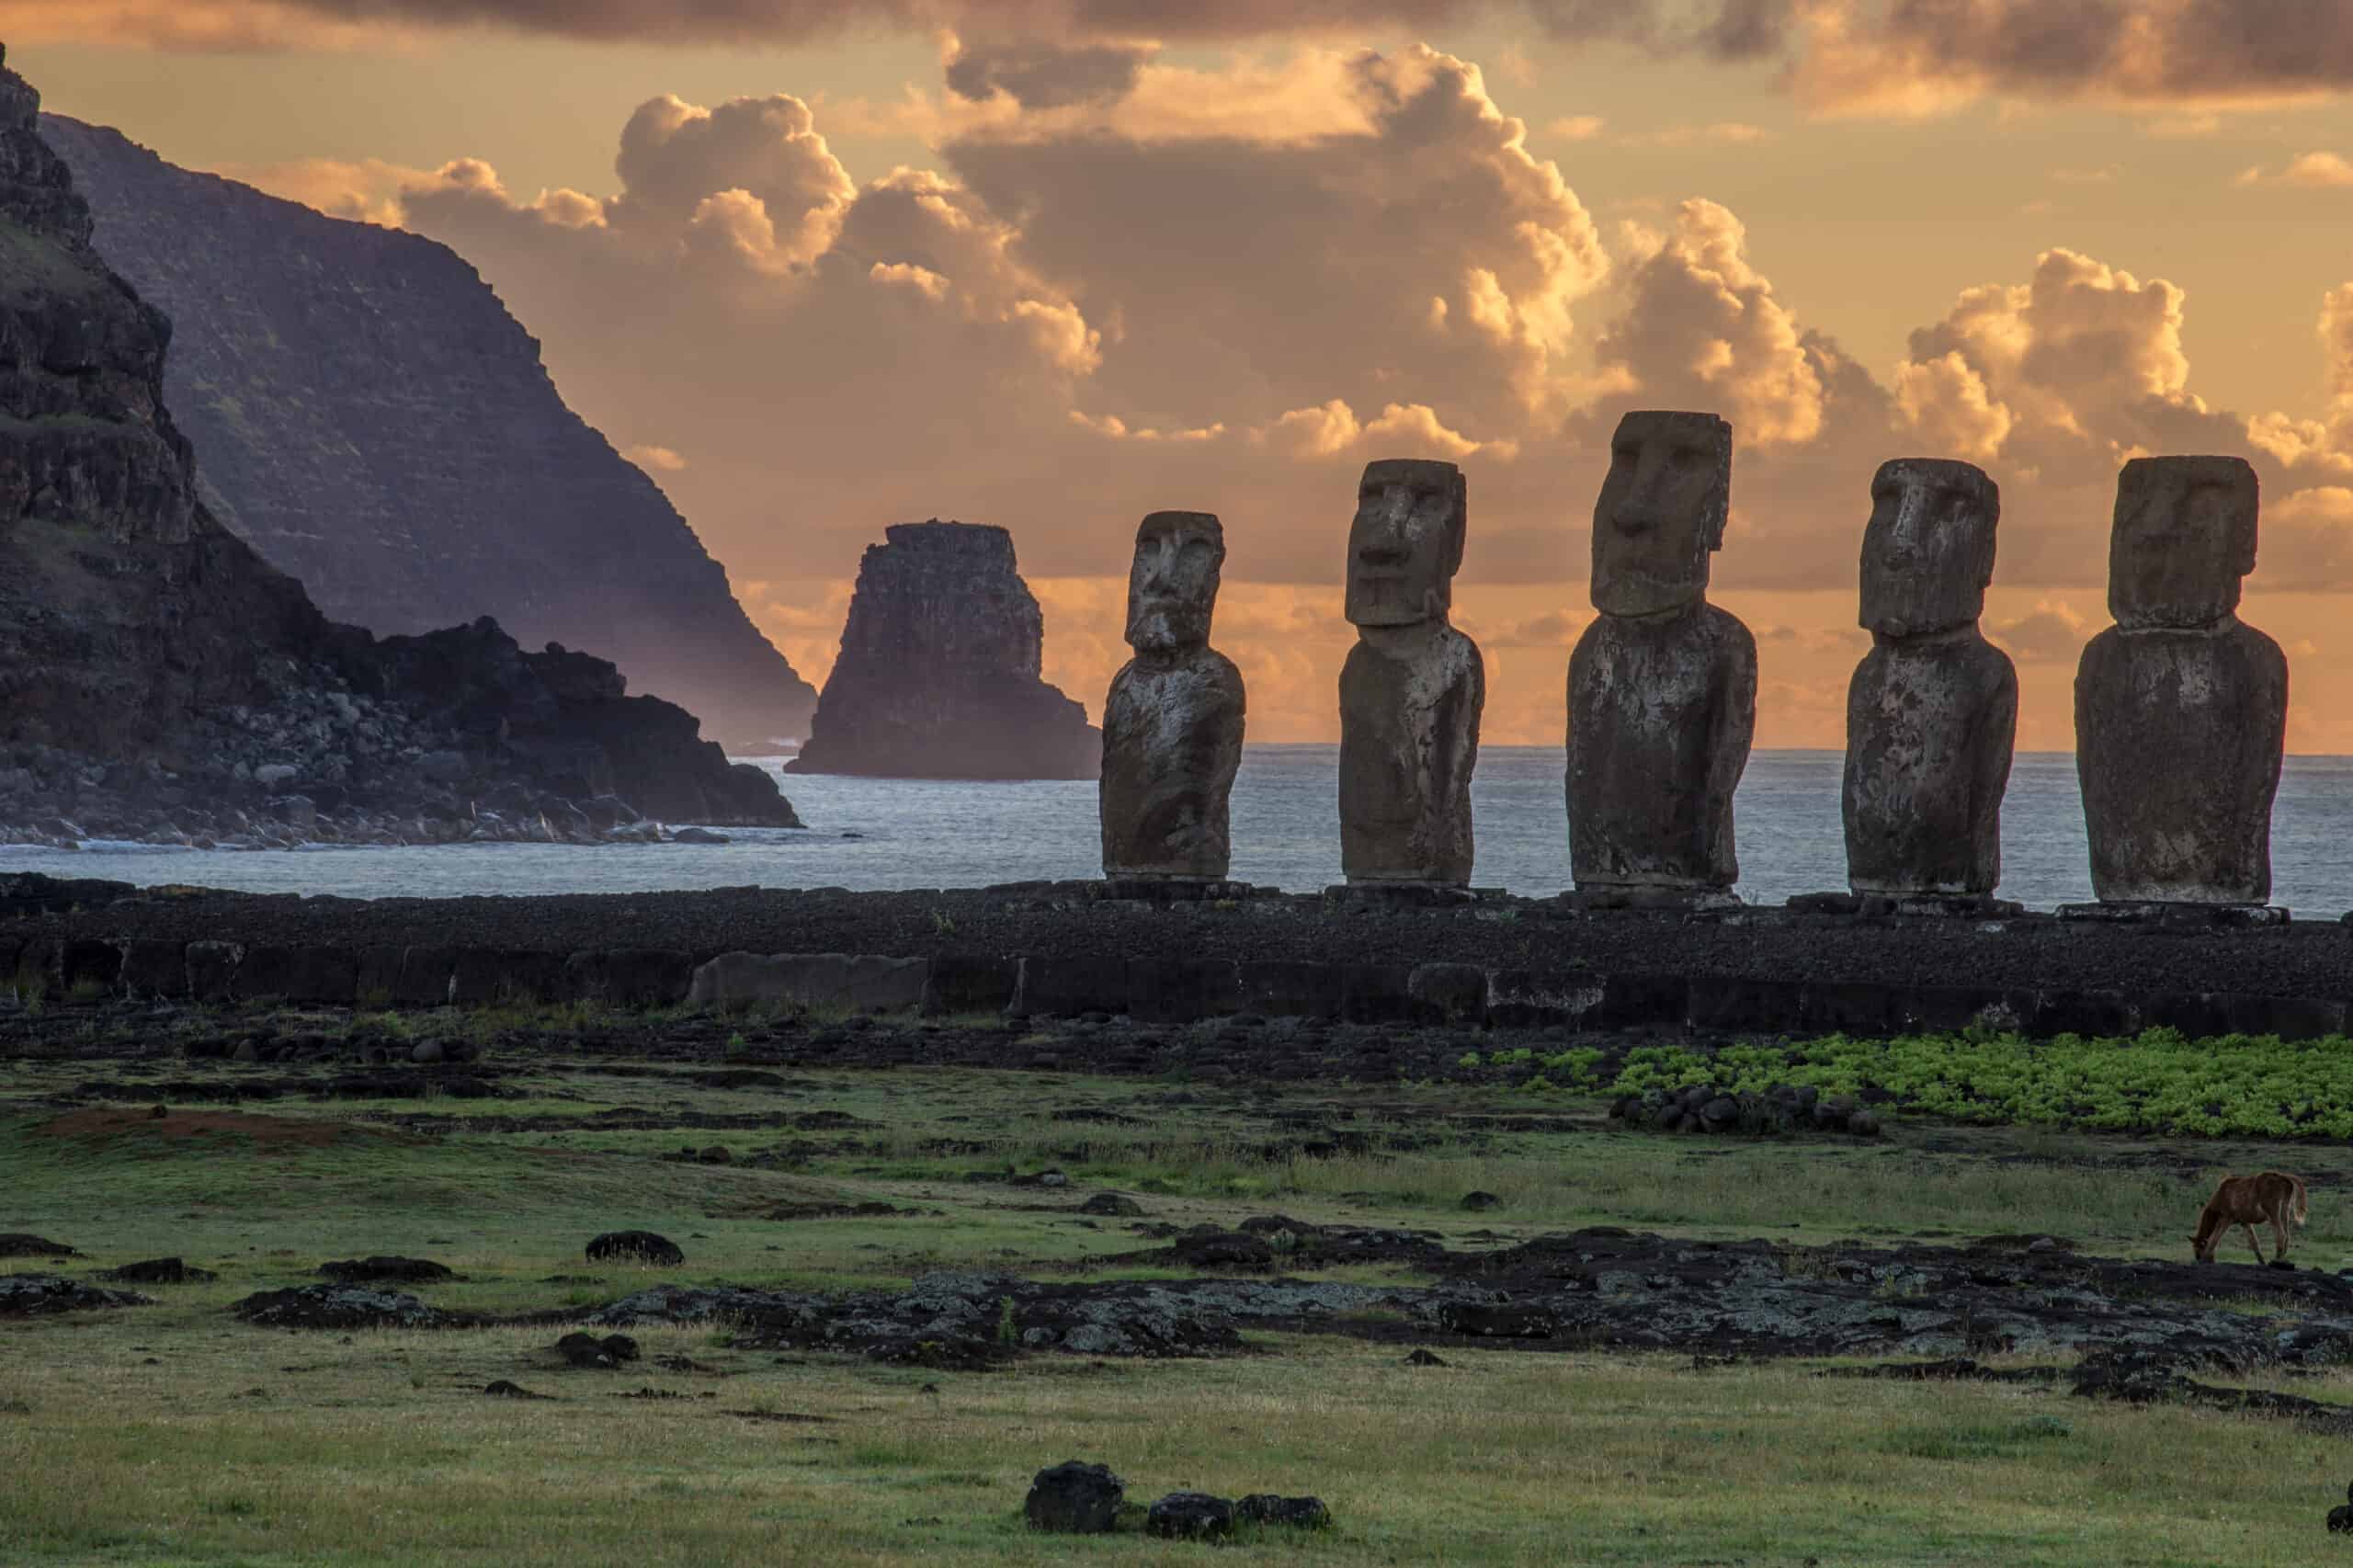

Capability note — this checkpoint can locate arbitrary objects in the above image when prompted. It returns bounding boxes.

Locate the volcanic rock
[232,1284,460,1329]
[0,1273,150,1314]
[0,1233,75,1259]
[786,522,1099,779]
[585,1230,684,1267]
[1146,1492,1235,1540]
[316,1256,455,1285]
[101,1257,216,1283]
[1237,1494,1331,1529]
[41,113,817,754]
[1025,1460,1125,1534]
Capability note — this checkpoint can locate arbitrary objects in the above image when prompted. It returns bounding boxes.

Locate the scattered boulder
[1146,1492,1236,1540]
[1237,1494,1331,1529]
[100,1257,217,1284]
[233,1284,458,1330]
[1080,1192,1146,1218]
[556,1332,641,1368]
[0,1274,151,1315]
[483,1380,550,1400]
[1025,1460,1125,1534]
[1170,1232,1278,1270]
[1404,1348,1449,1367]
[317,1256,455,1284]
[1461,1191,1501,1212]
[0,1234,77,1259]
[585,1231,683,1267]
[2330,1481,2353,1532]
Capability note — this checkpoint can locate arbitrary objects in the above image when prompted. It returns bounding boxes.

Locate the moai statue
[1565,411,1755,902]
[2075,456,2286,908]
[1337,459,1483,887]
[1100,512,1247,881]
[1843,459,2018,902]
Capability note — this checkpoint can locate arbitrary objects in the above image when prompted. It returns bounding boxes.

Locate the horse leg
[2273,1210,2291,1261]
[2242,1222,2266,1264]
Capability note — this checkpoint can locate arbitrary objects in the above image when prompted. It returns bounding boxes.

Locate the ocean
[7,746,2353,914]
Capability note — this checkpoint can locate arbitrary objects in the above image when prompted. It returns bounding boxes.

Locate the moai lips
[1567,412,1756,897]
[1338,459,1483,887]
[2075,456,2286,906]
[1100,512,1246,881]
[1844,459,2018,899]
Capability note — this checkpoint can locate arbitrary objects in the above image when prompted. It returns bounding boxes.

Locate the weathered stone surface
[2076,457,2286,904]
[563,949,693,1008]
[1568,412,1753,893]
[1100,511,1245,880]
[687,952,928,1013]
[787,522,1099,779]
[1844,459,2017,896]
[0,61,799,847]
[1339,460,1482,886]
[585,1230,684,1267]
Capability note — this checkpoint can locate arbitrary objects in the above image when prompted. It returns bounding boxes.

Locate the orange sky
[17,3,2353,747]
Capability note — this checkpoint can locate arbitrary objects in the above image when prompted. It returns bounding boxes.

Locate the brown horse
[2189,1171,2308,1264]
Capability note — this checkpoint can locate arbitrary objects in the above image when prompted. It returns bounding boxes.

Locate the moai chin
[1566,411,1756,896]
[1843,458,2018,898]
[2075,456,2286,905]
[1337,459,1483,886]
[1099,511,1246,881]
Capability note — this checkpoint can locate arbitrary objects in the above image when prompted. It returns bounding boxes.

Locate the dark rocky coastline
[0,54,797,850]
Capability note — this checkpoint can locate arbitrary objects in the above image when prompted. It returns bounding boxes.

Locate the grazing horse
[2189,1171,2308,1264]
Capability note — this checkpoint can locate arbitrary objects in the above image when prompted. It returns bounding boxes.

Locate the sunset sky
[17,2,2353,750]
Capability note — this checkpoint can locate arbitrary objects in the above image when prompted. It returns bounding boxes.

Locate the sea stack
[2074,456,2286,908]
[787,522,1101,779]
[1336,459,1483,888]
[1100,511,1245,880]
[1565,411,1755,905]
[1843,459,2017,902]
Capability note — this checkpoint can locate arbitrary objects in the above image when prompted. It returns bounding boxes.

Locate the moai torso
[1567,604,1755,888]
[1841,458,2018,896]
[1101,650,1246,878]
[2075,455,2286,904]
[1099,511,1246,880]
[1336,459,1483,886]
[1339,624,1483,884]
[2077,619,2285,903]
[1846,634,2017,894]
[1566,410,1754,891]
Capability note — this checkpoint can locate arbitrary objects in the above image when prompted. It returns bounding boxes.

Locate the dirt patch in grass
[31,1108,400,1149]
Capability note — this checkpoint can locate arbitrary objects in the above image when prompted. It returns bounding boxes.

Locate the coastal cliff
[787,522,1099,779]
[0,53,798,846]
[40,114,816,753]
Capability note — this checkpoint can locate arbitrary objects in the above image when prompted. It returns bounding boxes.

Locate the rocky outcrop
[40,114,815,753]
[786,522,1099,779]
[0,52,798,846]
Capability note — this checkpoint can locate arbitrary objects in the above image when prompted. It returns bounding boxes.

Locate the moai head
[1859,458,2000,638]
[1125,510,1225,653]
[1346,458,1467,629]
[2109,456,2258,630]
[1591,410,1734,618]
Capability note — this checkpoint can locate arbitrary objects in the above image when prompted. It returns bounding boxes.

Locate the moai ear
[1443,469,1468,578]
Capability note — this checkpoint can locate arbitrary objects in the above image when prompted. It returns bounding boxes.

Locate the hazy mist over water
[9,746,2353,913]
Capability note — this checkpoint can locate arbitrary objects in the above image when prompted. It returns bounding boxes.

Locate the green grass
[7,1032,2353,1562]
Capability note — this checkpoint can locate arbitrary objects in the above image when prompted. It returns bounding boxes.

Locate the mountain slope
[41,114,815,751]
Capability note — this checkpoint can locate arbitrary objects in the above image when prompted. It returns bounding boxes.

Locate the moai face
[1345,459,1466,629]
[1859,458,2000,638]
[1125,511,1225,653]
[1591,411,1733,618]
[2109,456,2258,631]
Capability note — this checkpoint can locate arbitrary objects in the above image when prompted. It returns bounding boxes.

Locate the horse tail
[2290,1174,2310,1226]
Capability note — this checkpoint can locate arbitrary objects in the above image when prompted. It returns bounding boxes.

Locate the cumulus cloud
[1586,199,1824,446]
[623,444,688,472]
[2236,152,2353,187]
[943,37,1156,108]
[1989,598,2091,664]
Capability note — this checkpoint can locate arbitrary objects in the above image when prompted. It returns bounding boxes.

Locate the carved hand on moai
[1126,510,1225,654]
[1346,459,1467,628]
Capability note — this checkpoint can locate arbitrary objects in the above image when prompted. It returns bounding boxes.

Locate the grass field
[6,1026,2353,1564]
